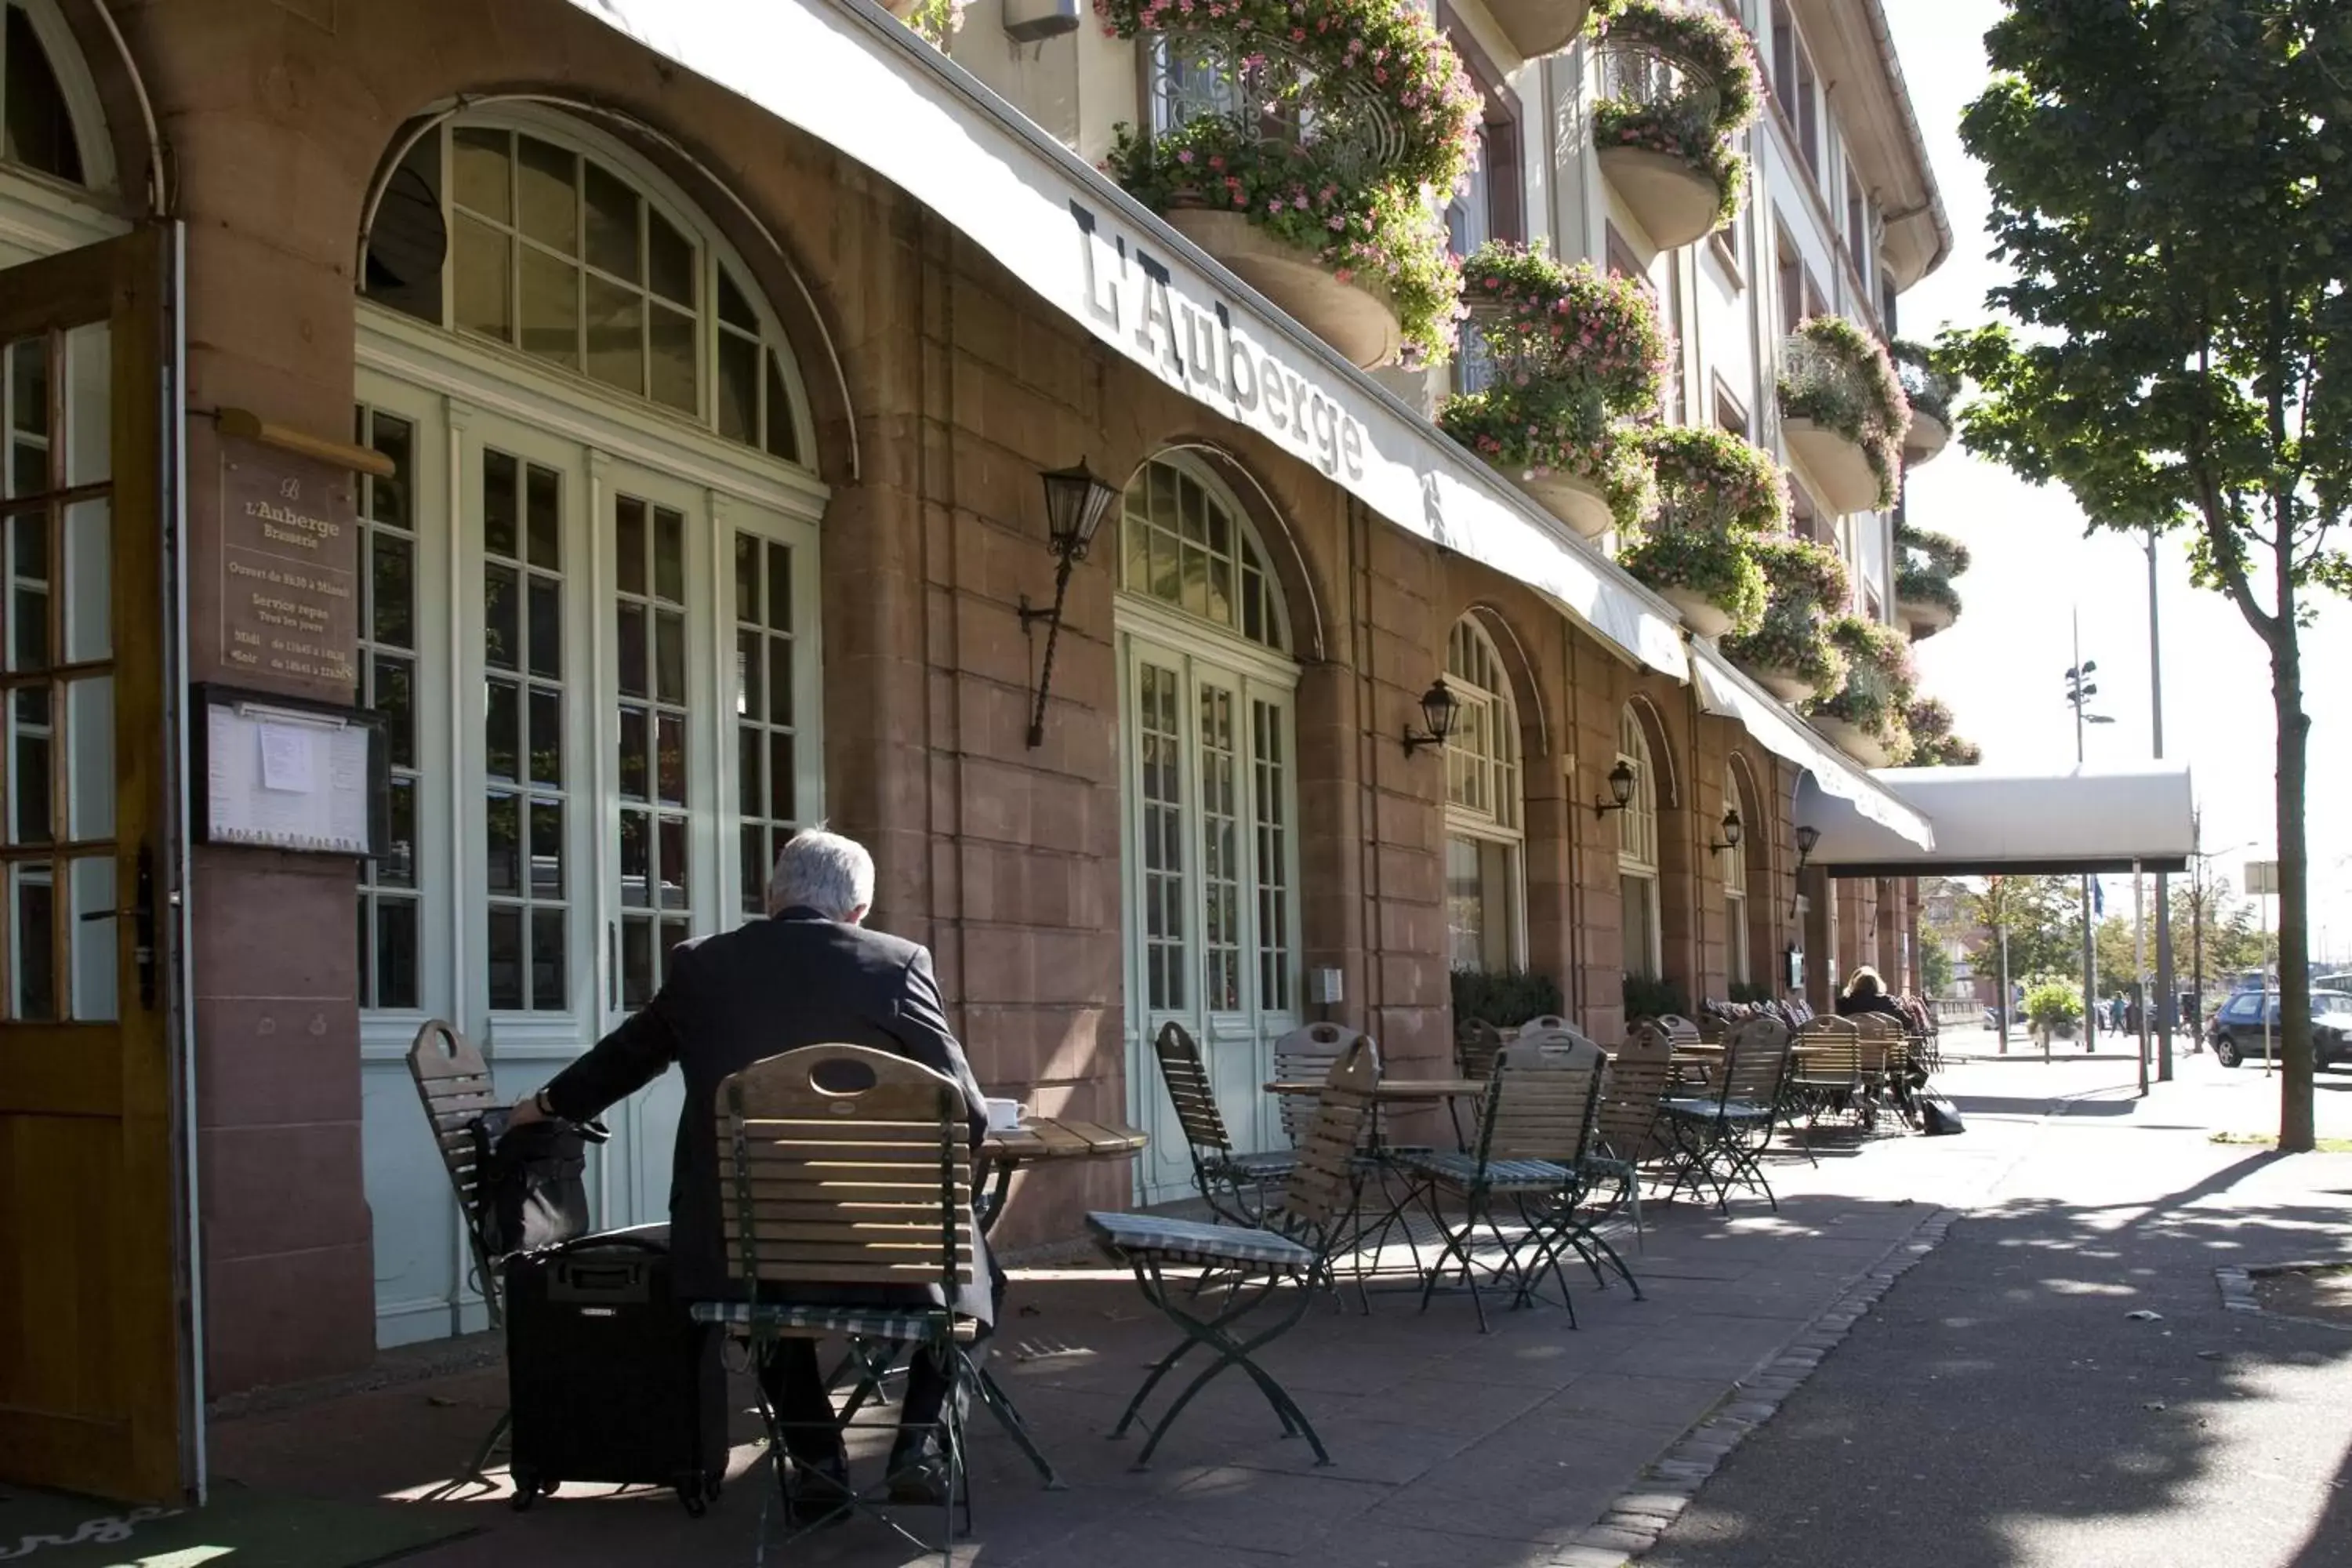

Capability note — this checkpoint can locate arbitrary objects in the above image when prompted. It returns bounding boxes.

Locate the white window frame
[1722,768,1750,988]
[1618,706,1663,981]
[0,0,125,263]
[1443,617,1525,973]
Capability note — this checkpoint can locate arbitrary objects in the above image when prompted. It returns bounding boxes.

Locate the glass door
[1121,633,1299,1202]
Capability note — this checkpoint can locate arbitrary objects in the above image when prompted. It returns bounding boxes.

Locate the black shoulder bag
[467,1107,612,1257]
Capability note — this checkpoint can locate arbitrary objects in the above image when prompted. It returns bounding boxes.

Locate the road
[1642,1049,2352,1568]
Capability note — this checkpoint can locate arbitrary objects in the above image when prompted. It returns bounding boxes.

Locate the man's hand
[508,1090,550,1127]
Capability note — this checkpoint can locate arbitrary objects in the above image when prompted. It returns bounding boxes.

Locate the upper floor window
[1770,0,1820,177]
[3,2,85,184]
[1119,456,1288,652]
[361,117,808,466]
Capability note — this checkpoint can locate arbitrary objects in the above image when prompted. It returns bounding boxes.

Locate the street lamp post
[2149,529,2175,1081]
[2065,608,2116,1049]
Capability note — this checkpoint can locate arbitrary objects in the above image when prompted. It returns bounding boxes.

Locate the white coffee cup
[986,1098,1024,1132]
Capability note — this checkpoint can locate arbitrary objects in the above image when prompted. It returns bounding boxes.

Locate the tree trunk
[2273,614,2314,1151]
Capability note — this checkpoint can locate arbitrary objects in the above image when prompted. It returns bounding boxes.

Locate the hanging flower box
[1893,340,1958,467]
[1442,243,1671,538]
[1098,0,1481,367]
[1592,1,1762,249]
[1721,535,1848,702]
[1806,614,1915,765]
[1620,523,1766,639]
[1897,697,1980,767]
[1486,0,1599,62]
[1778,315,1911,514]
[1895,568,1960,636]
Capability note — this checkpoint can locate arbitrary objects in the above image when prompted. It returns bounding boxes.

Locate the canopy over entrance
[1798,764,2196,877]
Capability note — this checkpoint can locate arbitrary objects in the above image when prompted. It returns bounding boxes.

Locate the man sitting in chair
[507,826,997,1513]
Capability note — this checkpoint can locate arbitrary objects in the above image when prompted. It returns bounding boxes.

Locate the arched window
[2,2,86,186]
[1118,456,1287,651]
[361,116,811,466]
[1444,617,1523,971]
[1722,766,1750,989]
[1618,706,1662,980]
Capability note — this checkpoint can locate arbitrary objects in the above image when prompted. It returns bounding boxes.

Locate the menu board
[217,441,360,691]
[197,688,385,857]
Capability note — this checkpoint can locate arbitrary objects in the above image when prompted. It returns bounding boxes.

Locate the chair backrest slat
[1272,1022,1372,1145]
[1598,1024,1675,1161]
[1457,1018,1505,1083]
[1479,1035,1602,1166]
[713,1044,975,1291]
[1153,1021,1234,1156]
[1721,1014,1793,1106]
[1274,1039,1378,1230]
[407,1019,506,1322]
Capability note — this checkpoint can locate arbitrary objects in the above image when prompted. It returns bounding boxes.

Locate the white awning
[1798,763,2197,877]
[1690,645,1935,848]
[563,0,1690,680]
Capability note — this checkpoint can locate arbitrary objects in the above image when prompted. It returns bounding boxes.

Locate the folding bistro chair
[1521,1014,1571,1036]
[1456,1018,1506,1085]
[1657,1014,1793,1213]
[1154,1021,1297,1225]
[406,1020,514,1491]
[1271,1022,1369,1145]
[1788,1017,1864,1158]
[695,1045,982,1560]
[1584,1022,1675,1241]
[1086,1037,1380,1468]
[1395,1033,1612,1333]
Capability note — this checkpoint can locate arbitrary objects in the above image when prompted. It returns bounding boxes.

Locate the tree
[1938,1,2352,1151]
[2090,914,2143,1002]
[2176,875,2278,981]
[1961,875,2077,1047]
[1922,936,1957,997]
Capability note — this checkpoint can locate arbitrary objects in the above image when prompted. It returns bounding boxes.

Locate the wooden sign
[218,440,359,691]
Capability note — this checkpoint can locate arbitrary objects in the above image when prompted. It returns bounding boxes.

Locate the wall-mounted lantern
[1018,459,1120,750]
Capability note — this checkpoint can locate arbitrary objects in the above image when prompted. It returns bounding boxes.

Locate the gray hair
[766,826,875,920]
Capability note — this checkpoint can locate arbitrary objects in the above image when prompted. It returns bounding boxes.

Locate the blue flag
[2093,879,2105,917]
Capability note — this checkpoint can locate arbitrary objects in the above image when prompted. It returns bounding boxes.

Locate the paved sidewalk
[1639,1054,2352,1568]
[198,1057,2107,1568]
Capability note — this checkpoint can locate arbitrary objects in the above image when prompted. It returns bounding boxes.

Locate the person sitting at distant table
[1835,966,1909,1023]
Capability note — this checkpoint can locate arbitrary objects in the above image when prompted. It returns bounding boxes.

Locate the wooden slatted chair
[1395,1036,1617,1332]
[1584,1022,1676,1241]
[1087,1037,1380,1468]
[1657,1014,1794,1213]
[1154,1020,1296,1224]
[1272,1022,1370,1145]
[407,1019,514,1490]
[694,1045,980,1559]
[1456,1018,1506,1085]
[1787,1017,1864,1159]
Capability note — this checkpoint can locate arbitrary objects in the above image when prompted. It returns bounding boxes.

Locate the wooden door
[0,229,183,1500]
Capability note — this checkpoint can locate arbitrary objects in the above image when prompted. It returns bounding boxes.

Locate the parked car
[2208,989,2352,1069]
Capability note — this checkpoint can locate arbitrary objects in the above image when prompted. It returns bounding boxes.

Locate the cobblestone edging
[1557,1205,1964,1567]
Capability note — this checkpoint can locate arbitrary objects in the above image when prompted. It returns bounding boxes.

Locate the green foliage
[1458,244,1672,412]
[1623,972,1691,1022]
[1721,535,1849,690]
[1107,123,1465,362]
[1920,939,1955,996]
[1897,695,1981,768]
[905,0,965,45]
[1096,0,1480,363]
[1963,876,2079,985]
[1452,967,1565,1029]
[1590,0,1763,233]
[1778,314,1911,509]
[1438,387,1660,534]
[2024,978,2084,1033]
[1808,614,1916,744]
[1645,424,1791,535]
[1895,521,1972,578]
[1620,525,1769,633]
[1895,566,1962,618]
[1892,339,1959,430]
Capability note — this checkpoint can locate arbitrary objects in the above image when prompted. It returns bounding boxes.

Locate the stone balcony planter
[1164,208,1402,369]
[1597,147,1724,251]
[1904,408,1950,466]
[882,0,920,15]
[1813,715,1891,768]
[1510,469,1614,540]
[1743,664,1817,705]
[1897,593,1956,638]
[1658,586,1735,639]
[1783,416,1882,516]
[1486,0,1592,61]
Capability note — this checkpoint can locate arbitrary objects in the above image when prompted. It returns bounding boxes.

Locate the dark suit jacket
[543,907,994,1323]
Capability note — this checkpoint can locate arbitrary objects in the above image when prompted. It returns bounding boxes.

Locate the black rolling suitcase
[503,1223,727,1515]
